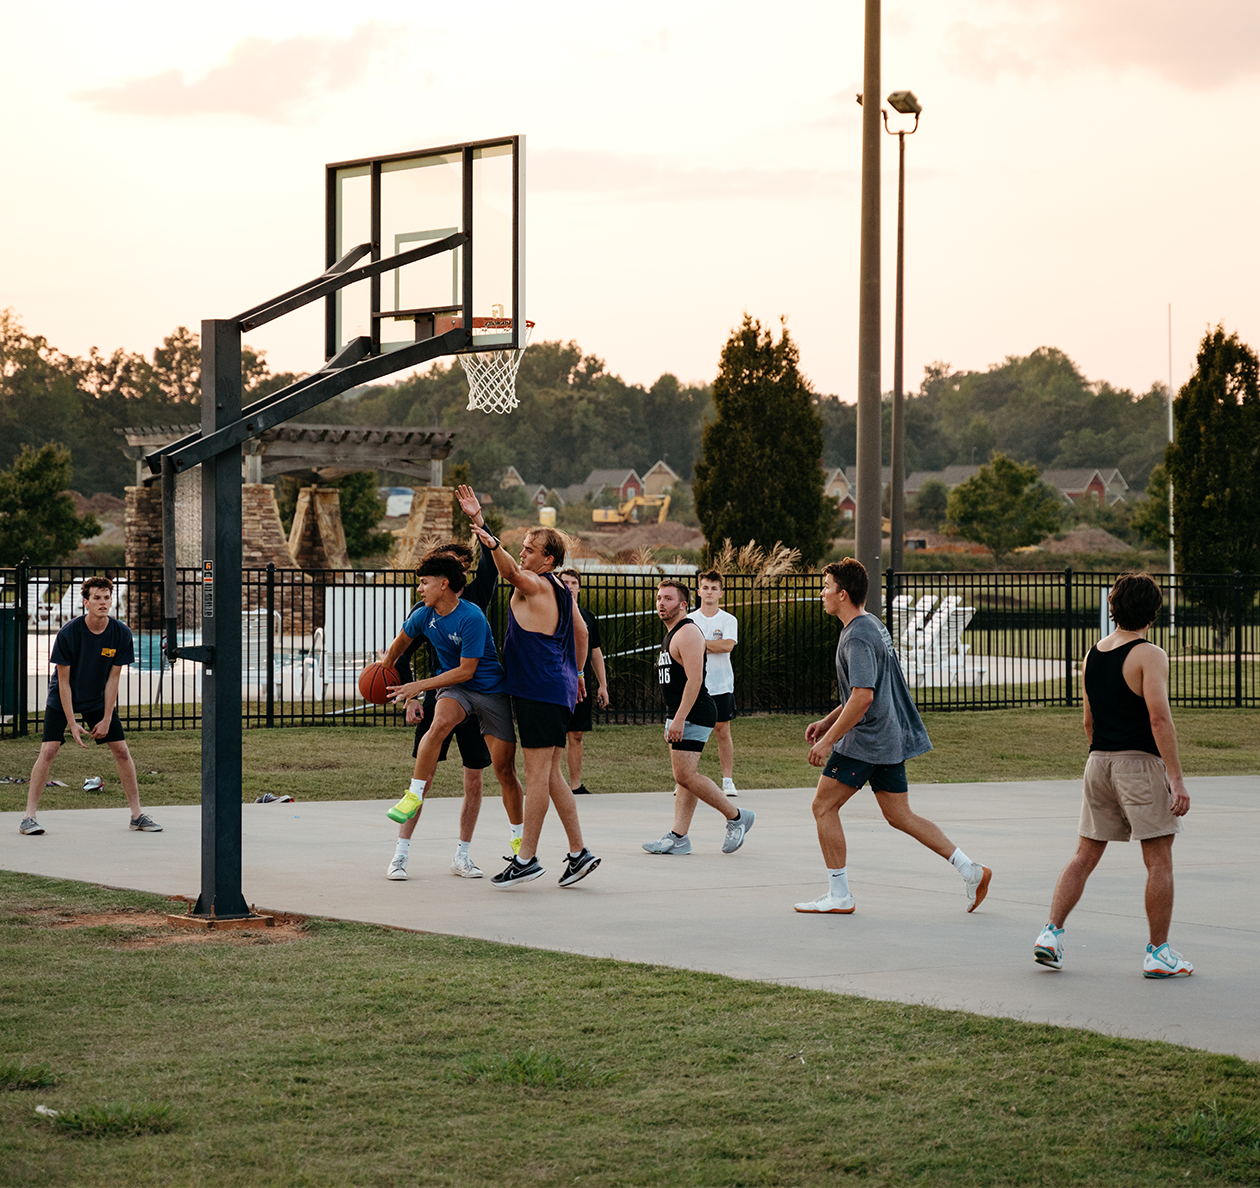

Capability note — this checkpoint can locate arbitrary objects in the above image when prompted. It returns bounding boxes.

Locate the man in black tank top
[1034,573,1193,979]
[641,580,755,856]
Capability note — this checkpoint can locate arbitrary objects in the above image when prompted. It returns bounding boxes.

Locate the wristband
[487,536,501,551]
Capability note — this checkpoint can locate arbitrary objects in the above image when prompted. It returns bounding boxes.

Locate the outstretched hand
[455,484,482,524]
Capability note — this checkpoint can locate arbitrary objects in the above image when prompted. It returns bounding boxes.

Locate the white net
[457,320,534,415]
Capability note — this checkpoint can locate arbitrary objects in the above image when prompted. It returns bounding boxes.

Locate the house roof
[643,459,680,481]
[904,466,981,492]
[584,468,643,488]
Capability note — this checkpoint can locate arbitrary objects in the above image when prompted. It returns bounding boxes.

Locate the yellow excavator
[592,494,671,526]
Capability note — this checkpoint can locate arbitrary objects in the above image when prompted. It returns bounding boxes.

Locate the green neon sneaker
[386,791,422,823]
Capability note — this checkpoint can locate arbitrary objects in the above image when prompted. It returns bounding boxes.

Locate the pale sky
[3,0,1259,403]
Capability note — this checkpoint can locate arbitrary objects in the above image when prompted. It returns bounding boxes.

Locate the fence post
[266,563,276,728]
[1064,567,1074,708]
[1235,569,1243,708]
[884,567,894,630]
[15,556,29,738]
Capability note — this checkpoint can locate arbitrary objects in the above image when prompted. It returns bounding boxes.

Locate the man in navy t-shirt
[379,553,524,875]
[19,575,162,836]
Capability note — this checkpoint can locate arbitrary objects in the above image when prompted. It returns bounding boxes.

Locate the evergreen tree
[692,316,832,566]
[1166,326,1260,577]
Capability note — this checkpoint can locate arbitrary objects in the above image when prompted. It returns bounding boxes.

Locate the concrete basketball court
[3,776,1256,1060]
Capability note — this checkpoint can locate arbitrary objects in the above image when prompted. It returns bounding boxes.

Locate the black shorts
[43,705,125,746]
[512,696,572,750]
[412,702,492,769]
[569,689,594,734]
[711,692,736,723]
[822,752,908,794]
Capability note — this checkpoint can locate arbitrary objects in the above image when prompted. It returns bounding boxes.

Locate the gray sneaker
[642,831,692,855]
[721,807,755,853]
[129,814,163,832]
[19,817,44,836]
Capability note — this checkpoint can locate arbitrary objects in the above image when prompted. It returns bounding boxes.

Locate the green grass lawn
[2,708,1258,814]
[1,870,1258,1187]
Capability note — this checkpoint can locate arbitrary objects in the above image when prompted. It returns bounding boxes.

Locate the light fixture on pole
[883,89,921,578]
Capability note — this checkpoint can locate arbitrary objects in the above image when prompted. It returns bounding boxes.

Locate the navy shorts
[822,752,908,794]
[43,705,125,746]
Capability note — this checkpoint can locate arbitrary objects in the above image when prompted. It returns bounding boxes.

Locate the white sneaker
[964,862,992,912]
[450,851,484,878]
[723,778,739,798]
[1034,924,1064,970]
[386,855,408,881]
[1144,942,1193,978]
[794,892,855,914]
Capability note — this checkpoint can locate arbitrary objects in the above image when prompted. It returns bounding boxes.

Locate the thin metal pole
[891,128,906,576]
[855,0,883,605]
[1168,303,1176,641]
[1235,570,1243,708]
[266,562,275,728]
[1064,567,1074,707]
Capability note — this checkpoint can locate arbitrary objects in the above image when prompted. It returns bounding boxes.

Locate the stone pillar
[389,487,455,570]
[287,487,352,571]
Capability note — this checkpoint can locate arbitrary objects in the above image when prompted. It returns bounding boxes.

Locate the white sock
[456,840,470,857]
[723,777,736,788]
[828,867,850,899]
[949,847,972,876]
[569,850,582,859]
[394,839,410,857]
[409,778,426,798]
[510,822,524,842]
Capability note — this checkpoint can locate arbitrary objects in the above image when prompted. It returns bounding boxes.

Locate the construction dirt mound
[499,521,705,561]
[1039,526,1137,555]
[68,491,126,519]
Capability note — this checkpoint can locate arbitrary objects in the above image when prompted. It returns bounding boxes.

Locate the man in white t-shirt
[683,569,740,796]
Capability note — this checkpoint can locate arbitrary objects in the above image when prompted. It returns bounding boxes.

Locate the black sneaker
[571,784,591,795]
[558,848,601,887]
[490,855,545,889]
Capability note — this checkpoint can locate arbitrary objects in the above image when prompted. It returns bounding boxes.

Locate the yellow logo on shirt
[101,648,117,658]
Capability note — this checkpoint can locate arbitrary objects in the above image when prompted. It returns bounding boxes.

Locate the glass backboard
[325,136,525,359]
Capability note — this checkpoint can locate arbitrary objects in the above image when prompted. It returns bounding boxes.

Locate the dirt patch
[30,906,310,948]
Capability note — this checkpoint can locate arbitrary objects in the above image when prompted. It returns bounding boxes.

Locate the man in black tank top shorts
[642,580,754,856]
[1034,573,1193,979]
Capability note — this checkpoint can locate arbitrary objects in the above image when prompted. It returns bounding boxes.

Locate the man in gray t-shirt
[795,559,993,916]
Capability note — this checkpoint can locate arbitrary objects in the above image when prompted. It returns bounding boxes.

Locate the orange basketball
[358,662,399,705]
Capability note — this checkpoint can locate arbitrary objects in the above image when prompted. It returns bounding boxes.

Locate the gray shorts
[436,687,516,745]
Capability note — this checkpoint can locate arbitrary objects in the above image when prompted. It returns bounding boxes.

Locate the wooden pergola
[117,424,455,486]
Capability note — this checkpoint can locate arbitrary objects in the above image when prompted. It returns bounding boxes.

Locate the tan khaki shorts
[1079,750,1182,842]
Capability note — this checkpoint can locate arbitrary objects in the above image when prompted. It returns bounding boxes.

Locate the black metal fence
[1,563,1255,738]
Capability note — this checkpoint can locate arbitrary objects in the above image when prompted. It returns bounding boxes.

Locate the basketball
[358,662,399,705]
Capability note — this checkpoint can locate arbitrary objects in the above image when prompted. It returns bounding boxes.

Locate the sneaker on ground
[794,892,856,914]
[386,856,408,881]
[558,848,601,887]
[386,791,422,823]
[723,778,739,798]
[1144,942,1193,978]
[19,817,44,836]
[490,856,545,889]
[965,862,992,912]
[571,784,591,795]
[642,831,693,855]
[721,807,756,854]
[1033,924,1064,970]
[451,852,484,879]
[129,814,163,832]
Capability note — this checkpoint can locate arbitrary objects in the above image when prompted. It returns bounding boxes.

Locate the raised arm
[470,523,551,596]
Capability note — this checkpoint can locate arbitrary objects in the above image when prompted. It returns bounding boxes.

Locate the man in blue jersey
[795,559,991,915]
[469,507,599,890]
[381,554,524,876]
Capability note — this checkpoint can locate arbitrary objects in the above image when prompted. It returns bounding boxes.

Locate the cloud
[948,0,1260,91]
[76,23,400,120]
[531,149,854,202]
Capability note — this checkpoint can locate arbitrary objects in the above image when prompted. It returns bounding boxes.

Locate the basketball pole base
[167,911,275,931]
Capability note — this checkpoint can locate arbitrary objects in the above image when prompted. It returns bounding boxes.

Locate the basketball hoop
[457,318,535,415]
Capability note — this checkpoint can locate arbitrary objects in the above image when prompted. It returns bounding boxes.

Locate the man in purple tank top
[465,488,600,890]
[1034,572,1193,979]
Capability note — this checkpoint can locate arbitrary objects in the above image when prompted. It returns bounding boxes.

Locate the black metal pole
[1064,567,1074,708]
[266,562,275,728]
[1235,570,1243,708]
[890,129,906,575]
[193,318,249,920]
[16,556,28,738]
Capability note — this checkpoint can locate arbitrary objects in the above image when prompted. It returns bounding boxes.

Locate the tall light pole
[884,90,921,577]
[855,0,883,608]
